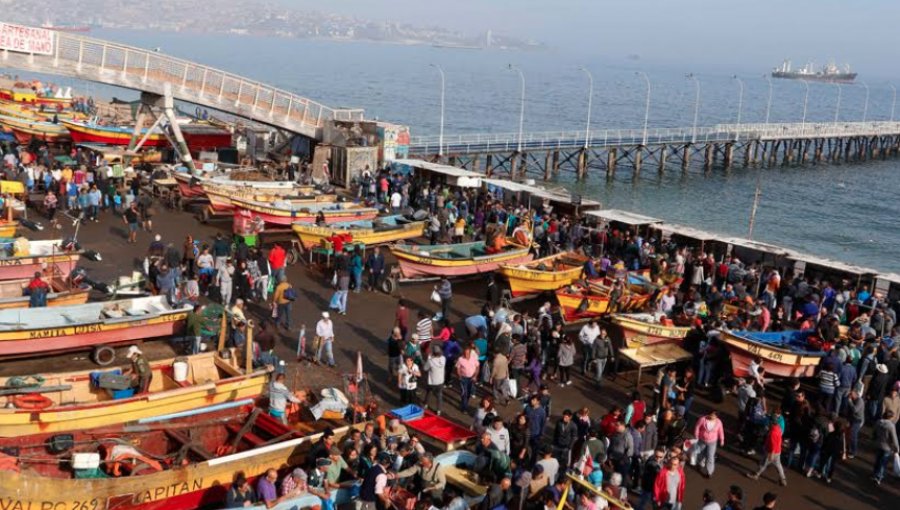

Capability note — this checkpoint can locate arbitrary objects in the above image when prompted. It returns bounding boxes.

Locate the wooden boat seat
[225,422,266,447]
[164,429,214,460]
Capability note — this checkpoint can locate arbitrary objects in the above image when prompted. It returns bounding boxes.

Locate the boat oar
[0,384,71,396]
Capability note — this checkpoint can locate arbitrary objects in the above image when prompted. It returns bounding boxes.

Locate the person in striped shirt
[416,311,433,344]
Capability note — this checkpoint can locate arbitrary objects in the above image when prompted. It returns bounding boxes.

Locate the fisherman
[25,271,50,308]
[268,372,302,425]
[124,345,152,394]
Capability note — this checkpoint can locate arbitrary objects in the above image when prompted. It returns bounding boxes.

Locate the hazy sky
[282,0,899,78]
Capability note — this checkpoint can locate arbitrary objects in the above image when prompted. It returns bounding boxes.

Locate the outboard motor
[69,267,109,294]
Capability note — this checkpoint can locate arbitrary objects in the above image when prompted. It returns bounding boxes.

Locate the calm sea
[25,28,900,272]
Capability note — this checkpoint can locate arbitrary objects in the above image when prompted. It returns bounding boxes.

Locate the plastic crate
[390,404,424,422]
[110,387,135,400]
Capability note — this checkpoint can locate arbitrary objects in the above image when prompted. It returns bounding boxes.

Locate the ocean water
[24,28,900,272]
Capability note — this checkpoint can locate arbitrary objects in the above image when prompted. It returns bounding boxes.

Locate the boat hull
[292,222,426,249]
[392,246,533,279]
[234,202,378,227]
[173,174,207,199]
[498,252,587,298]
[556,289,611,322]
[61,120,168,146]
[609,314,690,349]
[720,331,822,378]
[0,253,79,280]
[0,357,269,437]
[0,308,187,358]
[0,223,15,238]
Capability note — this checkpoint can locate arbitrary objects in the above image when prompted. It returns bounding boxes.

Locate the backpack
[284,287,298,301]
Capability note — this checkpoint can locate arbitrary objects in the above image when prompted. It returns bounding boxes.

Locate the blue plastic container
[390,404,424,422]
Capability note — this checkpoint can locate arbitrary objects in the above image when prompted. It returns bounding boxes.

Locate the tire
[287,247,301,265]
[381,277,397,295]
[92,345,117,366]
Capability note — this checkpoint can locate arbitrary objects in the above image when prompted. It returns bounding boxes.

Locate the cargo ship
[771,59,856,83]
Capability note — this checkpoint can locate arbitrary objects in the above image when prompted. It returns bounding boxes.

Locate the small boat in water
[498,251,589,298]
[720,329,826,378]
[292,214,426,249]
[0,403,359,510]
[0,295,190,359]
[0,238,83,281]
[609,313,691,348]
[390,240,533,279]
[232,197,379,227]
[0,352,271,437]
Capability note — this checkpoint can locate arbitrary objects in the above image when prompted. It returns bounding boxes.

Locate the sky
[279,0,900,79]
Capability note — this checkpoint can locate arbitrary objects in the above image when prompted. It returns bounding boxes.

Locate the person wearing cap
[280,467,308,498]
[359,452,392,510]
[307,458,333,510]
[316,311,336,367]
[324,446,352,489]
[396,452,447,501]
[123,345,151,394]
[867,362,892,422]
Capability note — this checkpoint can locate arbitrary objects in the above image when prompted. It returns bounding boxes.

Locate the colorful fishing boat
[61,120,233,149]
[0,295,190,359]
[0,87,72,107]
[0,113,70,143]
[292,214,426,249]
[720,329,826,378]
[232,197,379,227]
[0,239,82,280]
[498,251,590,298]
[206,185,333,214]
[0,404,360,510]
[555,283,612,323]
[0,275,90,309]
[0,220,16,238]
[609,313,691,348]
[0,352,271,437]
[0,99,87,122]
[390,240,533,279]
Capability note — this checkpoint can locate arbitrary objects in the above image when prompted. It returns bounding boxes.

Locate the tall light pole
[890,83,897,122]
[636,71,651,146]
[429,64,445,157]
[508,64,525,153]
[686,73,700,143]
[733,75,744,141]
[578,66,593,149]
[800,79,810,132]
[833,82,842,124]
[764,75,774,124]
[860,81,870,122]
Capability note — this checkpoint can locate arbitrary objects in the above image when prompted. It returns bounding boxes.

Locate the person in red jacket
[653,456,685,509]
[268,244,287,282]
[748,421,787,486]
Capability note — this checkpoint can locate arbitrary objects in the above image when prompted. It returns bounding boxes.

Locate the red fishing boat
[0,239,83,281]
[232,197,378,227]
[0,403,358,510]
[60,120,232,149]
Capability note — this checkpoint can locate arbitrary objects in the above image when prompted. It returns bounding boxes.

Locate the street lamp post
[733,75,744,140]
[833,82,842,124]
[686,73,700,143]
[636,71,651,146]
[800,79,810,132]
[890,83,897,122]
[429,64,445,157]
[764,75,774,124]
[861,81,870,122]
[508,64,525,153]
[578,67,593,149]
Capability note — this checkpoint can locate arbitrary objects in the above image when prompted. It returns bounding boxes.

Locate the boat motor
[19,218,43,232]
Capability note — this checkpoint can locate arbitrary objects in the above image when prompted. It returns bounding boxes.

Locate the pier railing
[409,121,900,155]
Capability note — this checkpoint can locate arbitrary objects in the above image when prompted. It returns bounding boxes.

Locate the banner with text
[0,23,54,55]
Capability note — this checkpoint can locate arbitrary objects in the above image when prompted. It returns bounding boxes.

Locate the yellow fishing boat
[0,221,16,238]
[498,251,589,298]
[0,352,271,437]
[609,313,692,348]
[292,214,427,249]
[390,240,533,278]
[555,283,612,323]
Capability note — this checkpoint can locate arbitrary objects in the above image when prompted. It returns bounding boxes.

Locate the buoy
[12,394,53,410]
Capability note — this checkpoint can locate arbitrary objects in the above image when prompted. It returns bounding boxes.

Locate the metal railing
[409,121,900,155]
[3,25,364,132]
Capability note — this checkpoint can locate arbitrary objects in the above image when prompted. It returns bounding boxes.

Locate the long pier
[408,121,900,179]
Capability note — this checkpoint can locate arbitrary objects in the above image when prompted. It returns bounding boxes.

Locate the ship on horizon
[771,59,856,83]
[40,21,91,33]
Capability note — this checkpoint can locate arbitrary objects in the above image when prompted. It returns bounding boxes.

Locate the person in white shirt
[315,311,335,367]
[579,320,601,376]
[486,417,511,455]
[390,191,402,211]
[397,355,421,404]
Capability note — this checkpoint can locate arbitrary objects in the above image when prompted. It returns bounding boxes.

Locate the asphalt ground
[5,196,898,510]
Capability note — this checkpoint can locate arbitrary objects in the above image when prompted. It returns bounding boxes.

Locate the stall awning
[392,158,482,183]
[584,209,663,227]
[721,236,796,257]
[787,252,877,277]
[483,178,601,209]
[654,222,720,242]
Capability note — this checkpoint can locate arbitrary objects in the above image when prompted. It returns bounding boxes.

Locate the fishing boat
[0,99,88,122]
[609,313,691,348]
[0,87,72,107]
[498,251,589,298]
[0,239,83,280]
[60,120,233,149]
[390,240,533,279]
[720,329,826,378]
[435,450,487,505]
[0,352,271,437]
[0,295,190,359]
[292,215,426,249]
[0,220,16,238]
[0,403,360,510]
[206,185,334,215]
[0,274,90,309]
[232,197,379,227]
[0,113,70,143]
[555,283,611,323]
